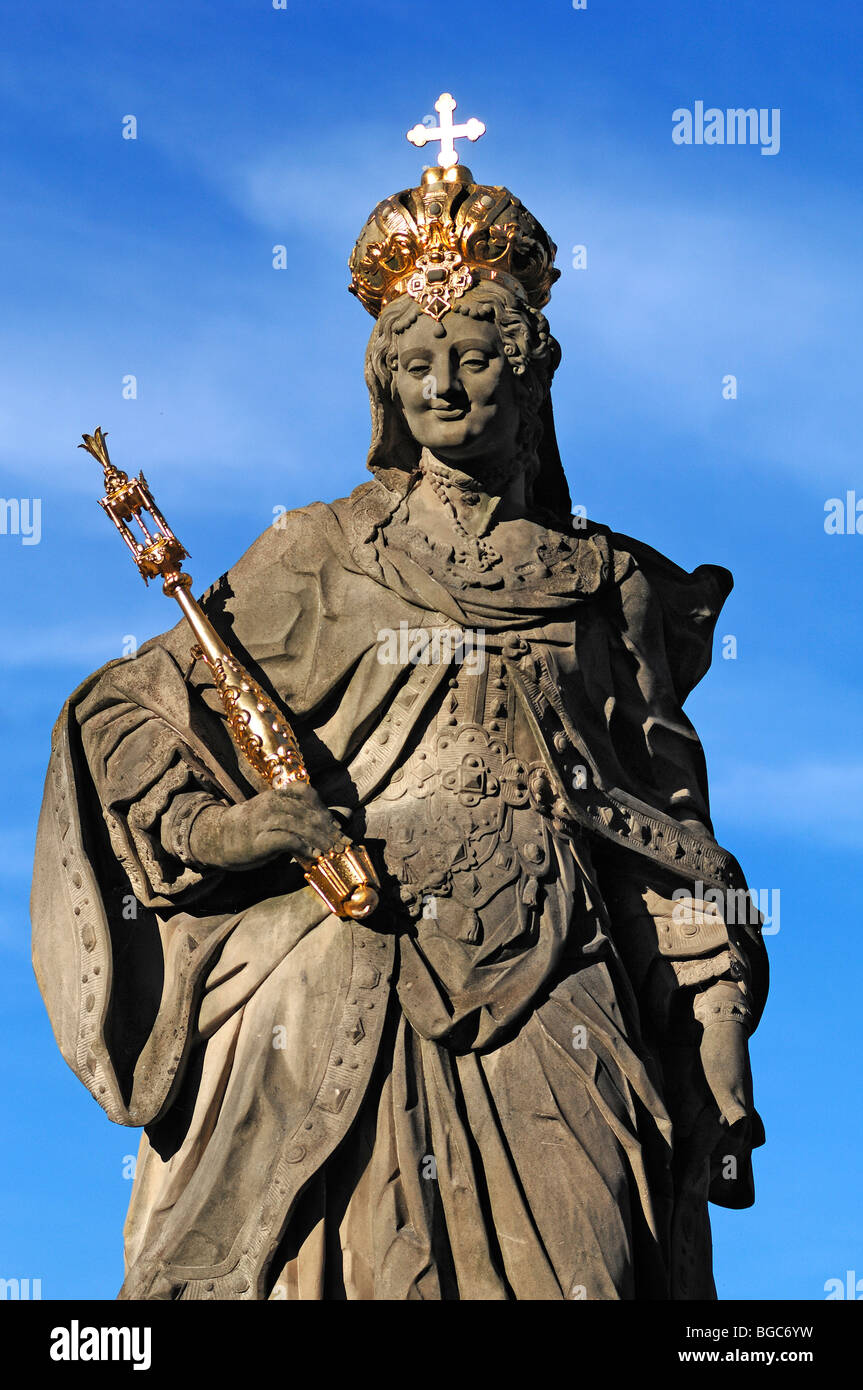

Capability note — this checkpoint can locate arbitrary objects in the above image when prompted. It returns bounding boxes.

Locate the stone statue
[31,98,767,1301]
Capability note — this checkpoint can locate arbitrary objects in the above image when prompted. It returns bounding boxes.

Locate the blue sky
[1,0,861,1299]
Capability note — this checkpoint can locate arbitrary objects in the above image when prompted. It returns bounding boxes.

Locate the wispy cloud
[542,180,861,484]
[710,759,863,849]
[0,627,128,670]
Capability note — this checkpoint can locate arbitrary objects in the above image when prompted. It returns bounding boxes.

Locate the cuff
[160,790,227,869]
[693,979,754,1033]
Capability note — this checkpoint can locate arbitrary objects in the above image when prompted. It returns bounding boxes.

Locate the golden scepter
[79,427,379,921]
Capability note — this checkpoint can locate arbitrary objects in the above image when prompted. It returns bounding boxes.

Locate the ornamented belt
[497,637,748,895]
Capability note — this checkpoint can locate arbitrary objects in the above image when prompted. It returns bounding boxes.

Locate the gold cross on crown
[406,93,486,170]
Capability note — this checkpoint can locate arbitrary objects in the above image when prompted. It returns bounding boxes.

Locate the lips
[430,407,466,420]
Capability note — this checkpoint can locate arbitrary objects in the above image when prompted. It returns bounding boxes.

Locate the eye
[459,353,491,371]
[403,361,431,377]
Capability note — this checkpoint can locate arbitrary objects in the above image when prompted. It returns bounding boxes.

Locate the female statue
[32,141,766,1300]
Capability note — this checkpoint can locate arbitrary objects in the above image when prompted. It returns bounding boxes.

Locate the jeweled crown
[348,94,560,322]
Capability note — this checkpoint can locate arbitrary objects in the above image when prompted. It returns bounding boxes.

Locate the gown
[31,476,765,1300]
[263,637,677,1299]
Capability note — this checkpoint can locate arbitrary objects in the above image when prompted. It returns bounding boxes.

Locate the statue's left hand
[699,1016,753,1131]
[692,976,755,1134]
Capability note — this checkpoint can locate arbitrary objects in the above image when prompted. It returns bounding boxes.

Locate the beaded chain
[420,454,504,573]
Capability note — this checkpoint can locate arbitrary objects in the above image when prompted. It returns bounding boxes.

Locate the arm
[164,781,349,873]
[598,849,764,1203]
[77,642,346,910]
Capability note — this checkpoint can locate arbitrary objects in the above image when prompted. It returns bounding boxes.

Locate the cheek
[469,365,512,410]
[395,372,424,409]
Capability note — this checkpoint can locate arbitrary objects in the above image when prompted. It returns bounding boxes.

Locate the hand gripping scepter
[79,427,379,922]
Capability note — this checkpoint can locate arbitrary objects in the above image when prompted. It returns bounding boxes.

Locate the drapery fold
[31,478,765,1299]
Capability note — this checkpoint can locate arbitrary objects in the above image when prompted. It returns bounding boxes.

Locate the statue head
[364,282,560,500]
[348,161,571,517]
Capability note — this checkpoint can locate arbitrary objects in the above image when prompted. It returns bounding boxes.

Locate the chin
[422,427,475,452]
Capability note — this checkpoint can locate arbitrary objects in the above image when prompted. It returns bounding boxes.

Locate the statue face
[393,309,520,467]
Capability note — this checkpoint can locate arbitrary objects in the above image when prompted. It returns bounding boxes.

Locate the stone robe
[31,478,767,1300]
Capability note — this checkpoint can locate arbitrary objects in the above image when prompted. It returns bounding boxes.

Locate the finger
[271,779,325,809]
[266,800,345,841]
[258,821,348,862]
[265,816,344,853]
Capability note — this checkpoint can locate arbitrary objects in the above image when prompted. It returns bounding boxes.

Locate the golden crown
[348,94,560,322]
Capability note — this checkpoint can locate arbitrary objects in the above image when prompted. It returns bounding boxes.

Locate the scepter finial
[79,426,128,491]
[78,425,189,585]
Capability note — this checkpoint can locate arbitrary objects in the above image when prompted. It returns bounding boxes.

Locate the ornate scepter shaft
[79,427,379,922]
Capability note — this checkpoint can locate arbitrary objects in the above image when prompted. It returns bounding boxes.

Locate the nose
[431,350,463,403]
[433,356,453,398]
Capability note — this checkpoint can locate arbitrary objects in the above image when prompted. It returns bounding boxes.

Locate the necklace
[420,454,503,573]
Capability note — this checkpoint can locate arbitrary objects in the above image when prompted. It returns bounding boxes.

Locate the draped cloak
[30,477,767,1300]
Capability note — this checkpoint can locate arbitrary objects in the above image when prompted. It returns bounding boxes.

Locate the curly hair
[363,281,561,497]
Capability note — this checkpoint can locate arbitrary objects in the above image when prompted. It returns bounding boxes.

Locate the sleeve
[601,853,758,1045]
[75,644,234,909]
[31,679,239,1129]
[597,850,766,1209]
